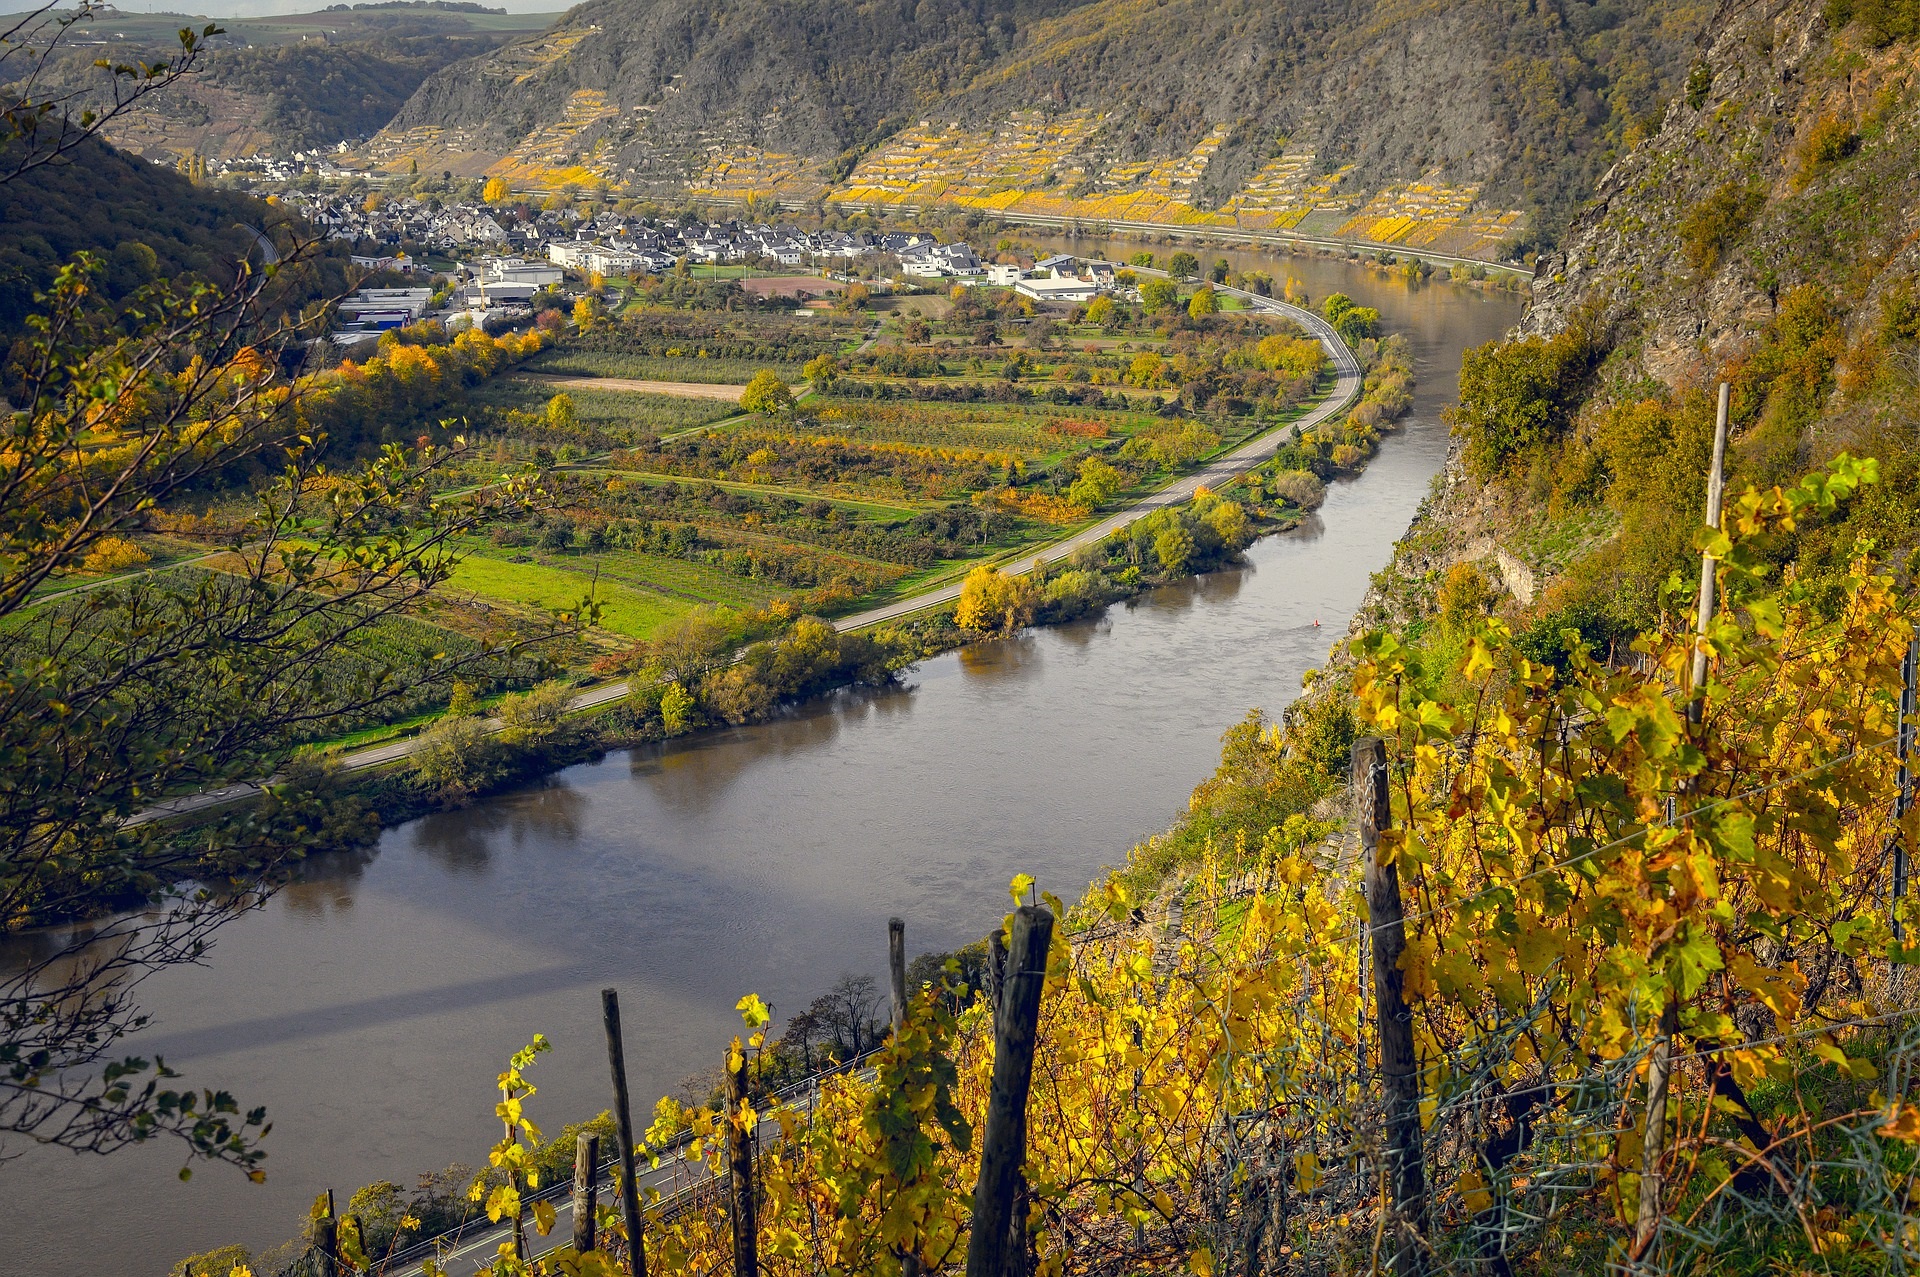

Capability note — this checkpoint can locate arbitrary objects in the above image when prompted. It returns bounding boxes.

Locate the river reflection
[4,253,1523,1276]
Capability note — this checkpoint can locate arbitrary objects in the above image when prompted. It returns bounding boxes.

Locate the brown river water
[3,248,1522,1273]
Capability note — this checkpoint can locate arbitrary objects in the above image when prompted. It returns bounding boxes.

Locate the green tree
[741,369,795,414]
[1128,251,1155,268]
[1167,251,1200,278]
[1139,277,1179,313]
[1085,295,1115,326]
[1331,304,1379,346]
[1446,334,1583,475]
[1153,526,1195,574]
[1210,258,1230,283]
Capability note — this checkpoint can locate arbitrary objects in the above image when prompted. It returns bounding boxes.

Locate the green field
[448,553,690,638]
[474,379,742,434]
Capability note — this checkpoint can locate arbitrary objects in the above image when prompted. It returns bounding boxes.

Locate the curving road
[130,288,1360,825]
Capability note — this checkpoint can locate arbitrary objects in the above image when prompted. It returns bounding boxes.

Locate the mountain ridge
[362,0,1710,254]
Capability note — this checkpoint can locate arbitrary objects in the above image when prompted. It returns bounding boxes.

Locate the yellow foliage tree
[483,177,511,204]
[954,565,1036,634]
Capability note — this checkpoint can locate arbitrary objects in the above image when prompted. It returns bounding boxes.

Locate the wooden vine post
[1355,737,1426,1274]
[889,916,924,1277]
[601,988,648,1277]
[889,916,909,1033]
[315,1188,338,1277]
[1895,636,1918,938]
[1639,382,1733,1263]
[725,1046,760,1277]
[966,904,1055,1277]
[572,1132,600,1254]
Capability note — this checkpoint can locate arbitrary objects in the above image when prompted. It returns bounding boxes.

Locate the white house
[1014,274,1097,305]
[546,241,593,268]
[474,256,564,288]
[986,263,1024,287]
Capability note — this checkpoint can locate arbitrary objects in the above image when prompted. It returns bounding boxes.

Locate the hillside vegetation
[1372,0,1920,657]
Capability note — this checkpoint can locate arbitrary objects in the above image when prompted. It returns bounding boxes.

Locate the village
[306,187,1120,346]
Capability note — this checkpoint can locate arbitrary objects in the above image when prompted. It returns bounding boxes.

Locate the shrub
[413,713,494,800]
[1153,526,1195,574]
[80,534,150,574]
[170,1245,252,1277]
[1270,469,1325,509]
[1677,181,1764,272]
[499,680,574,748]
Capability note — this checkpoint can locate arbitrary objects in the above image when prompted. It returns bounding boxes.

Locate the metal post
[601,989,648,1277]
[1354,737,1425,1274]
[1689,382,1732,723]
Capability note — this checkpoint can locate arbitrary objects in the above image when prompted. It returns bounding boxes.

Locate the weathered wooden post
[889,917,924,1277]
[572,1132,600,1254]
[601,988,648,1277]
[889,915,909,1034]
[966,904,1055,1277]
[987,927,1008,1024]
[314,1189,338,1277]
[1355,737,1425,1274]
[1895,637,1918,938]
[725,1048,760,1277]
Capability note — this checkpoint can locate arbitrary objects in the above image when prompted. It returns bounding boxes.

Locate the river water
[5,250,1521,1274]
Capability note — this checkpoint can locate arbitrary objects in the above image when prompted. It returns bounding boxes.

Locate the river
[4,249,1522,1274]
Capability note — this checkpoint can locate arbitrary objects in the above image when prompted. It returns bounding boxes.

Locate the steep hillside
[367,0,1706,255]
[1368,0,1920,654]
[24,5,555,160]
[0,136,345,337]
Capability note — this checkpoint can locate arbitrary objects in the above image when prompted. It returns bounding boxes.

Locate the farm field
[522,350,799,385]
[471,378,743,435]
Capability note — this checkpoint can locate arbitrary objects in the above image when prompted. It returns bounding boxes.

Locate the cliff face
[1364,0,1920,646]
[368,0,1700,254]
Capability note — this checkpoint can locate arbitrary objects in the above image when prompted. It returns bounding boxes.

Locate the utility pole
[1354,737,1424,1274]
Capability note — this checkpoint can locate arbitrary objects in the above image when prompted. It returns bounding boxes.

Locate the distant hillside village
[298,189,1116,348]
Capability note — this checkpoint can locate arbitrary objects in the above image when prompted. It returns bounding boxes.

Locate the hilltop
[365,0,1709,257]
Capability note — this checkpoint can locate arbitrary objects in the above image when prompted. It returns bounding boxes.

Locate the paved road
[132,295,1359,824]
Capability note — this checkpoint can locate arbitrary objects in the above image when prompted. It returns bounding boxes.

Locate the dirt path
[521,372,802,401]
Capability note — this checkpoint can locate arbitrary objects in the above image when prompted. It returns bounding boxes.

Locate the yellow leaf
[1457,1169,1493,1213]
[1880,1104,1920,1142]
[1189,1247,1214,1277]
[736,993,771,1029]
[1010,873,1035,904]
[533,1198,557,1236]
